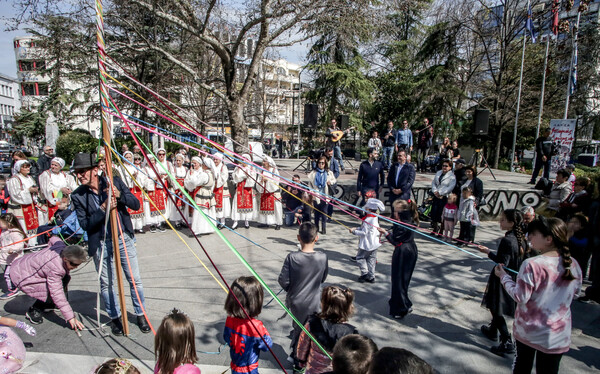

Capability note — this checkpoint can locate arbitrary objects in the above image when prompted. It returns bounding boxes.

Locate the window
[34,60,46,70]
[38,83,49,96]
[21,82,48,96]
[19,61,33,71]
[22,83,35,96]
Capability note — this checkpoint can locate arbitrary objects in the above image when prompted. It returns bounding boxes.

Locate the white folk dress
[157,159,175,221]
[7,174,41,246]
[231,165,257,221]
[38,169,77,222]
[256,167,283,226]
[144,166,166,226]
[213,162,231,220]
[119,164,147,230]
[184,169,216,235]
[170,165,190,223]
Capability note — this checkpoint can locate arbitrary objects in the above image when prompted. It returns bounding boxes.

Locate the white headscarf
[263,155,277,169]
[51,157,65,169]
[175,153,185,161]
[157,147,166,154]
[191,156,202,169]
[123,151,133,158]
[213,152,224,160]
[364,198,385,213]
[203,157,217,177]
[13,160,29,176]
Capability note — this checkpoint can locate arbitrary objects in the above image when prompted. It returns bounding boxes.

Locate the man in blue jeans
[70,153,150,336]
[382,121,396,170]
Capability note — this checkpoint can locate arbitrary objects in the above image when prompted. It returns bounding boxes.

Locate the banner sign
[549,119,576,173]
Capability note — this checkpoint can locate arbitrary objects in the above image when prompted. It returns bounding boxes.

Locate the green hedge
[56,129,98,165]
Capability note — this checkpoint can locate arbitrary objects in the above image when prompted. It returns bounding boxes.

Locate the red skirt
[236,183,253,213]
[47,203,59,222]
[128,187,145,218]
[22,203,39,232]
[148,189,166,217]
[259,192,275,214]
[214,186,224,210]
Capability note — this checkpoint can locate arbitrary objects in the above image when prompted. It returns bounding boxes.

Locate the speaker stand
[293,156,313,173]
[469,149,496,181]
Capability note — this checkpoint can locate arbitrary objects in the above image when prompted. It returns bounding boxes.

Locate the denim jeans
[383,146,394,169]
[284,206,303,226]
[94,231,146,319]
[333,145,344,170]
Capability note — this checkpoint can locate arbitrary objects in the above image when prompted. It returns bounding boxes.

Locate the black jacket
[357,160,385,194]
[71,175,139,256]
[37,154,53,174]
[387,162,416,201]
[535,136,553,158]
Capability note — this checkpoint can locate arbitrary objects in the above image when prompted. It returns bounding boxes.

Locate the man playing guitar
[325,118,353,171]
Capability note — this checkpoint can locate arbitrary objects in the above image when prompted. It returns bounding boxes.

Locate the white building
[0,73,21,142]
[14,36,105,141]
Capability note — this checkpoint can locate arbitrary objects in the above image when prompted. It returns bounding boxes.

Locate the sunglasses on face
[158,153,166,156]
[68,260,81,267]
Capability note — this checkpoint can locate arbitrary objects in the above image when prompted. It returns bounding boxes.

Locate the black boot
[481,324,498,341]
[490,335,515,357]
[321,222,326,235]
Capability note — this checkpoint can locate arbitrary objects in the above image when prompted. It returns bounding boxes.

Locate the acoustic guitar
[330,127,355,142]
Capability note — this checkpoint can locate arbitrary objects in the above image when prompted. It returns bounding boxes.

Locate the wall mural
[330,183,544,220]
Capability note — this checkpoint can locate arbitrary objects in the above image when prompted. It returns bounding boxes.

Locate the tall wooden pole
[95,0,130,335]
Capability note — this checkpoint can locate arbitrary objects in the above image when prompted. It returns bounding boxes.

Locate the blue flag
[526,3,537,43]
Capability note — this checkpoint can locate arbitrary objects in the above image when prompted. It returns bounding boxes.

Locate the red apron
[148,189,166,217]
[174,178,185,208]
[259,192,275,214]
[214,186,224,211]
[236,182,253,213]
[128,187,145,218]
[22,203,39,233]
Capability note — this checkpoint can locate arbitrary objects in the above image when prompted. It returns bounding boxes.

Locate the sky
[0,3,28,78]
[0,2,309,79]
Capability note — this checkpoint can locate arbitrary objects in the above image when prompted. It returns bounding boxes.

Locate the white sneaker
[232,221,238,230]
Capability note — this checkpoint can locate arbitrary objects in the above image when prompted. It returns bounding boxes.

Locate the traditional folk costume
[7,160,41,246]
[119,152,147,231]
[231,154,257,229]
[38,157,77,222]
[256,156,283,228]
[184,157,216,235]
[144,157,167,229]
[213,153,231,227]
[169,154,190,225]
[156,148,175,225]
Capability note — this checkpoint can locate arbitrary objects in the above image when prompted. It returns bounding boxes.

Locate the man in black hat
[452,159,467,195]
[70,153,151,336]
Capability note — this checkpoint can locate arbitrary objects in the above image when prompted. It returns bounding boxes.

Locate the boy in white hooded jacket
[350,198,385,283]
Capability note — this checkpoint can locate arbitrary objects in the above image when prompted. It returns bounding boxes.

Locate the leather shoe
[137,315,151,333]
[111,318,124,336]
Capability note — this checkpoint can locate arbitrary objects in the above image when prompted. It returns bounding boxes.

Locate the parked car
[0,154,11,174]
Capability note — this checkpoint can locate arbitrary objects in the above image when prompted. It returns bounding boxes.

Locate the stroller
[418,191,434,222]
[36,209,87,248]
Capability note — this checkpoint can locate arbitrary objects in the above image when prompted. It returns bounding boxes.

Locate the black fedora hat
[72,153,98,170]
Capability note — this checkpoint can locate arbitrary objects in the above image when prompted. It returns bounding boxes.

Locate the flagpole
[536,36,550,140]
[564,10,581,119]
[510,34,527,173]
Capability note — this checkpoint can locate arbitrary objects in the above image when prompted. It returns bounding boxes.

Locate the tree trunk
[493,126,503,169]
[228,101,248,154]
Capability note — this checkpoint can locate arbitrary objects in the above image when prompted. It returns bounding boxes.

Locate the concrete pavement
[2,217,599,373]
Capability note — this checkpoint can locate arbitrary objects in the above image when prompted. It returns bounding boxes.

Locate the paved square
[3,218,599,373]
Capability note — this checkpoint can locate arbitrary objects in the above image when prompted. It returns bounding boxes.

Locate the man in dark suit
[387,150,416,207]
[70,152,150,336]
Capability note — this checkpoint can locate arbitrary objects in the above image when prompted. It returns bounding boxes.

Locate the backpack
[535,178,553,196]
